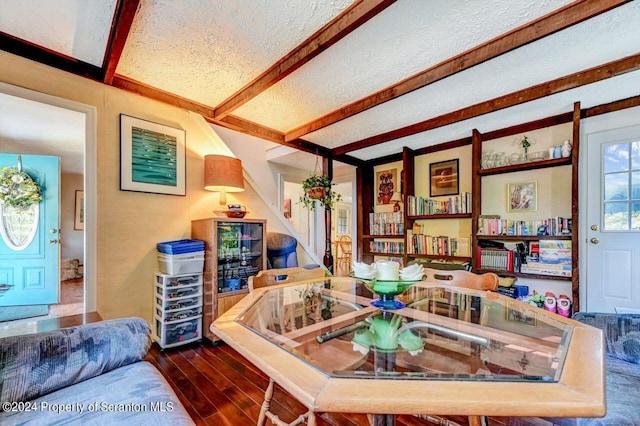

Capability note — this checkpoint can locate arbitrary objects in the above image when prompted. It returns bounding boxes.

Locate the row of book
[477,216,572,236]
[369,211,404,236]
[406,193,472,216]
[369,241,405,254]
[477,240,572,277]
[406,230,470,257]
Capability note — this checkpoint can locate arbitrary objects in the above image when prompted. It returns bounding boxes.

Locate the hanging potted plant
[300,173,342,211]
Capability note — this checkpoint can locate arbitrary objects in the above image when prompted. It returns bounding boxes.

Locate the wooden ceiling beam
[103,0,141,85]
[0,31,104,81]
[286,0,631,142]
[212,0,396,120]
[333,53,640,156]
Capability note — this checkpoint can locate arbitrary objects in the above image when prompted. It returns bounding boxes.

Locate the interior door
[0,153,60,307]
[585,125,640,313]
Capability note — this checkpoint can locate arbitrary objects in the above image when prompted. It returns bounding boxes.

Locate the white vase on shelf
[561,140,572,158]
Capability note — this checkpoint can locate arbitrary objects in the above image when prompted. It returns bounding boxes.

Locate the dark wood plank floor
[146,340,496,426]
[1,313,536,426]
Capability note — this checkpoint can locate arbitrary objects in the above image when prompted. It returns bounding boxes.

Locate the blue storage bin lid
[157,239,205,254]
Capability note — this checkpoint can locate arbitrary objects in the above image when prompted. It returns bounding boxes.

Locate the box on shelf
[157,251,205,275]
[157,239,205,255]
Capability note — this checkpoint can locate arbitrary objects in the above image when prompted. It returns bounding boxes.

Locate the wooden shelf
[407,254,471,262]
[478,157,571,176]
[476,268,572,281]
[365,251,405,257]
[476,235,572,241]
[408,213,472,220]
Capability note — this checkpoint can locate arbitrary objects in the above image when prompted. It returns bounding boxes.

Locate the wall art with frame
[507,180,537,212]
[120,114,186,196]
[376,168,397,205]
[74,190,84,231]
[429,159,459,197]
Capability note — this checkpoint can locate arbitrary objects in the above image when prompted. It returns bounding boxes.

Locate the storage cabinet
[153,272,203,349]
[191,217,266,342]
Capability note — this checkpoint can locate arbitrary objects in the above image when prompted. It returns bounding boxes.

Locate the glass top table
[212,277,605,421]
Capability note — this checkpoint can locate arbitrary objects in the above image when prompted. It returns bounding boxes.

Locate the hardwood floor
[1,314,535,426]
[146,341,460,426]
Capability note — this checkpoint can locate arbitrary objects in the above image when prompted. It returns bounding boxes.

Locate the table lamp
[204,154,244,206]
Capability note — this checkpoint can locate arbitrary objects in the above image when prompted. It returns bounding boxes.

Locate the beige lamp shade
[204,155,244,205]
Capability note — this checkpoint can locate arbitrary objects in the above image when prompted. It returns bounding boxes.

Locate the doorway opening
[0,82,97,331]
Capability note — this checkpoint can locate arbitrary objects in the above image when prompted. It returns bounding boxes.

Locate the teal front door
[0,153,60,310]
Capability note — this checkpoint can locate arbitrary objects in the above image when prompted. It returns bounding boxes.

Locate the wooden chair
[249,266,326,291]
[335,235,352,268]
[416,268,498,426]
[422,267,499,291]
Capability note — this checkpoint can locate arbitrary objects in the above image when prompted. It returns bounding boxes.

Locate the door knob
[49,239,59,245]
[590,238,600,244]
[591,224,599,231]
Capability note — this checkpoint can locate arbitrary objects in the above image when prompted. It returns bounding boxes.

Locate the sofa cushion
[0,361,194,425]
[0,317,151,402]
[572,312,640,365]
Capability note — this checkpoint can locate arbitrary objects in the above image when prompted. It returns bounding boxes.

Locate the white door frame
[0,82,98,313]
[579,105,640,312]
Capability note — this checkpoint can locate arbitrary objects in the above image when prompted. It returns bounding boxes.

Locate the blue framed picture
[120,114,186,195]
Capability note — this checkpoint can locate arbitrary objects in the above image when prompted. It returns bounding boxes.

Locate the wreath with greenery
[0,167,43,208]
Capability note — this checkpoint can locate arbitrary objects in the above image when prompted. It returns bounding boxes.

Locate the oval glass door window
[0,204,39,251]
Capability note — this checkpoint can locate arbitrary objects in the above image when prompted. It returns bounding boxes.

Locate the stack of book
[407,193,472,216]
[520,240,572,277]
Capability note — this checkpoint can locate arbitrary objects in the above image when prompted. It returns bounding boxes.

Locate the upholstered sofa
[0,317,193,425]
[544,312,640,426]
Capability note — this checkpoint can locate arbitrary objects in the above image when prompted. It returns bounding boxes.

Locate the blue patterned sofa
[0,317,193,425]
[543,312,640,426]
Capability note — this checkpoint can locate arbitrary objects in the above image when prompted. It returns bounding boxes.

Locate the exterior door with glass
[585,119,640,313]
[0,153,60,307]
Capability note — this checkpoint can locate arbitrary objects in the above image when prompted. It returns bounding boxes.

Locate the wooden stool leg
[258,378,276,426]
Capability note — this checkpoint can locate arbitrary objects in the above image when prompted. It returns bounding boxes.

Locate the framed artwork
[120,114,186,196]
[429,159,459,197]
[506,303,537,326]
[376,168,397,205]
[283,198,291,219]
[74,190,84,230]
[507,180,537,212]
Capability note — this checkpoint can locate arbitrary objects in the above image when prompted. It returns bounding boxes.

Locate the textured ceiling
[1,0,639,171]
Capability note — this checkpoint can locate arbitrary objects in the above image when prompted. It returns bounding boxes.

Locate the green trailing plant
[299,173,342,211]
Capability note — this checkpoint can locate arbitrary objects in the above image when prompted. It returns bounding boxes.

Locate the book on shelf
[369,211,404,235]
[477,216,572,236]
[407,230,470,257]
[369,240,405,255]
[407,193,472,216]
[476,247,515,272]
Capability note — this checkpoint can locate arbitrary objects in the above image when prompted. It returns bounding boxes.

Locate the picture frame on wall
[120,114,186,196]
[74,190,84,231]
[376,168,397,205]
[429,159,459,197]
[507,180,537,212]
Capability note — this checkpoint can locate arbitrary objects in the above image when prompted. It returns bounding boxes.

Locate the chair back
[249,266,326,291]
[336,235,352,266]
[422,267,499,291]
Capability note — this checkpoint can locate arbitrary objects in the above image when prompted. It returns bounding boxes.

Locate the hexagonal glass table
[212,277,604,424]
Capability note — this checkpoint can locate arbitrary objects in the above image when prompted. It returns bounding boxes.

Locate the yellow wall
[0,50,265,322]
